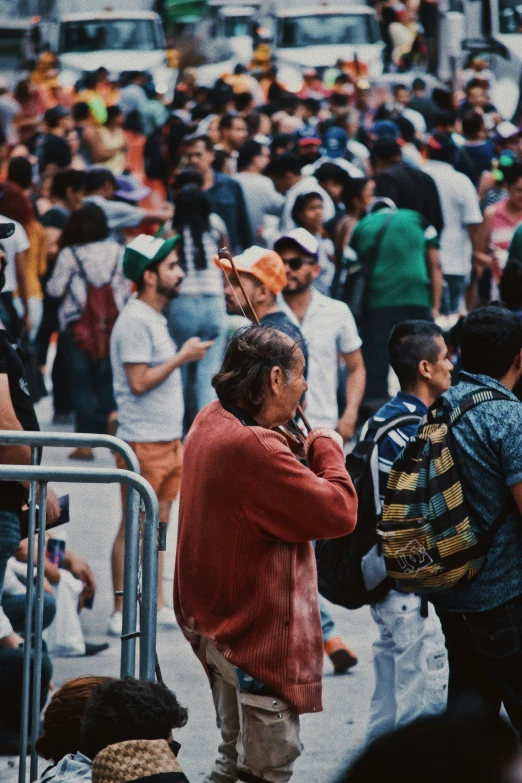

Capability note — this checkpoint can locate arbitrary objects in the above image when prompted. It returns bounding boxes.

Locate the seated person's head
[80,677,188,761]
[214,246,286,319]
[337,713,520,783]
[36,676,113,764]
[389,321,452,398]
[460,305,522,384]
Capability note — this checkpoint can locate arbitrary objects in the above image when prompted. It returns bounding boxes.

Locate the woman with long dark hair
[167,184,229,432]
[47,203,129,458]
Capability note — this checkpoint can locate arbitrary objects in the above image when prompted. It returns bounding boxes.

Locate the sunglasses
[283,257,317,271]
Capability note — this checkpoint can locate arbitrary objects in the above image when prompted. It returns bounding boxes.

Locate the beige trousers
[202,640,302,783]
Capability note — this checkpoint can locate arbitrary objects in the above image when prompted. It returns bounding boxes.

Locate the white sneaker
[157,606,178,629]
[107,611,123,637]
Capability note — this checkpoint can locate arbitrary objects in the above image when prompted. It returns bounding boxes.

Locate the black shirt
[0,330,40,512]
[375,161,444,234]
[260,311,309,376]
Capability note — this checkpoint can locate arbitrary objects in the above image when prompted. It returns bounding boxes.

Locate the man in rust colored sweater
[174,324,357,783]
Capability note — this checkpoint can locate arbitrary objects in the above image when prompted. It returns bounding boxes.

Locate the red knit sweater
[174,402,357,714]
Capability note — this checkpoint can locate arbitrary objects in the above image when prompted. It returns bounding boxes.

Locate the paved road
[2,397,378,783]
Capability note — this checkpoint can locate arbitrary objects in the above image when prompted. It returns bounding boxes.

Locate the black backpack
[315,413,422,609]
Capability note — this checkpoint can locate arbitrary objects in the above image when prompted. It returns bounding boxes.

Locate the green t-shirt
[350,208,439,310]
[509,223,522,263]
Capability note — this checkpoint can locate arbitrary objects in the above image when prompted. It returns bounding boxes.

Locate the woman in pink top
[479,162,522,299]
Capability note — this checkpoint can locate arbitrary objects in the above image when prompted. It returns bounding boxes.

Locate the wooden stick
[218,248,312,434]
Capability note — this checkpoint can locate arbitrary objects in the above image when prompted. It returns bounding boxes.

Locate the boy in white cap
[108,234,213,635]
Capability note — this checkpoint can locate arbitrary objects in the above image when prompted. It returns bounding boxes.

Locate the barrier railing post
[30,482,47,781]
[18,448,39,783]
[121,485,140,678]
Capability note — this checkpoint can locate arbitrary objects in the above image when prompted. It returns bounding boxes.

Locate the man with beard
[109,234,213,635]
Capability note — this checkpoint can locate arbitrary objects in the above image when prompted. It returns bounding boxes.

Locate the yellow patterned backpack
[378,388,515,593]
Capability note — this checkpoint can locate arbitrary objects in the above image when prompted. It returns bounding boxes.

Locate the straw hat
[92,739,187,783]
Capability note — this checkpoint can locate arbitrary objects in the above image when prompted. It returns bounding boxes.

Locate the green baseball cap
[123,234,181,283]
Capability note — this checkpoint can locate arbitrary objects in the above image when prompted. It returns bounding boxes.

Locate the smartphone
[20,494,70,538]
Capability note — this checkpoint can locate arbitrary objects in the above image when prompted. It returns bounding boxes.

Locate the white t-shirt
[279,288,362,429]
[0,216,30,293]
[423,160,483,276]
[110,297,184,442]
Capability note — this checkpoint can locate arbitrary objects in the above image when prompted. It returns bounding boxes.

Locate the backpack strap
[367,412,424,515]
[427,387,514,426]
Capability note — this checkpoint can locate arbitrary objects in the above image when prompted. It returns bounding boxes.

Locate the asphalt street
[1,396,378,783]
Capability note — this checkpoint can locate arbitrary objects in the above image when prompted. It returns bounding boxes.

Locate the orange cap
[214,246,287,295]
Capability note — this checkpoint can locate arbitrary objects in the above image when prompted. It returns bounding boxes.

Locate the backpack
[315,412,422,609]
[378,388,516,594]
[330,211,394,322]
[68,249,120,360]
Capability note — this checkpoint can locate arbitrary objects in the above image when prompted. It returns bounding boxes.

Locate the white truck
[35,1,176,96]
[273,5,385,79]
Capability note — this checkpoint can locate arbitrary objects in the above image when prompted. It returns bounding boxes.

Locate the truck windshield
[279,14,378,47]
[61,19,159,52]
[499,0,522,32]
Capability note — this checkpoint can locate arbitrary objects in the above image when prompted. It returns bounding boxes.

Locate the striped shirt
[361,391,427,510]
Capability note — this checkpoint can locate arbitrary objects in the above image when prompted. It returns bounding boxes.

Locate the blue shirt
[431,371,522,613]
[362,391,427,509]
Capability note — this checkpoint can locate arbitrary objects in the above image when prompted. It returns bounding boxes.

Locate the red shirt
[174,401,357,713]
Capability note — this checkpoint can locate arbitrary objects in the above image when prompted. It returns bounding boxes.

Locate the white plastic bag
[43,569,86,656]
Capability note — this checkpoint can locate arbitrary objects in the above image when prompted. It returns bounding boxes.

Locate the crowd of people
[2,31,522,783]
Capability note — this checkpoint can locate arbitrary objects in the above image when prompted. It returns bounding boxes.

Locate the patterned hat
[92,739,187,783]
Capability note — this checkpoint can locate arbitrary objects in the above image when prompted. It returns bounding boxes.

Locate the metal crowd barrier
[0,432,160,783]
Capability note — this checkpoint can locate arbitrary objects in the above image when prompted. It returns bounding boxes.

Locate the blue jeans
[63,328,116,434]
[168,294,228,433]
[0,511,21,613]
[2,592,56,634]
[320,597,336,642]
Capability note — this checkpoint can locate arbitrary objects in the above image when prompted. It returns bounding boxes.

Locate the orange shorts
[116,439,183,504]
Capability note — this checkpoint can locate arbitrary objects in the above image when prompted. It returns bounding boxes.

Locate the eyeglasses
[283,257,317,271]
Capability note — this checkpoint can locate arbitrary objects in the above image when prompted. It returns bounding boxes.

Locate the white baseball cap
[273,227,319,257]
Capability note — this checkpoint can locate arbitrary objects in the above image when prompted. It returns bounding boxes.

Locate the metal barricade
[0,436,160,783]
[0,432,143,680]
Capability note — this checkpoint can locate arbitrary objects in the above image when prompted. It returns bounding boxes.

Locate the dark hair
[82,71,99,91]
[80,677,188,761]
[59,203,109,248]
[499,260,522,309]
[460,305,522,379]
[503,160,522,187]
[330,92,349,108]
[389,320,444,388]
[136,255,163,293]
[14,78,31,104]
[427,132,457,164]
[373,137,402,162]
[212,149,231,173]
[219,112,240,132]
[237,139,263,172]
[8,157,33,190]
[270,133,294,156]
[84,168,116,195]
[36,676,113,764]
[106,105,122,126]
[173,185,211,271]
[466,78,485,94]
[172,167,203,193]
[291,191,323,226]
[337,713,518,783]
[123,109,144,134]
[342,176,370,212]
[434,110,456,129]
[212,325,301,416]
[264,153,302,177]
[71,102,91,122]
[412,77,426,92]
[184,133,214,152]
[393,83,409,95]
[314,162,349,186]
[462,110,484,139]
[395,115,416,144]
[51,168,86,200]
[235,92,253,113]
